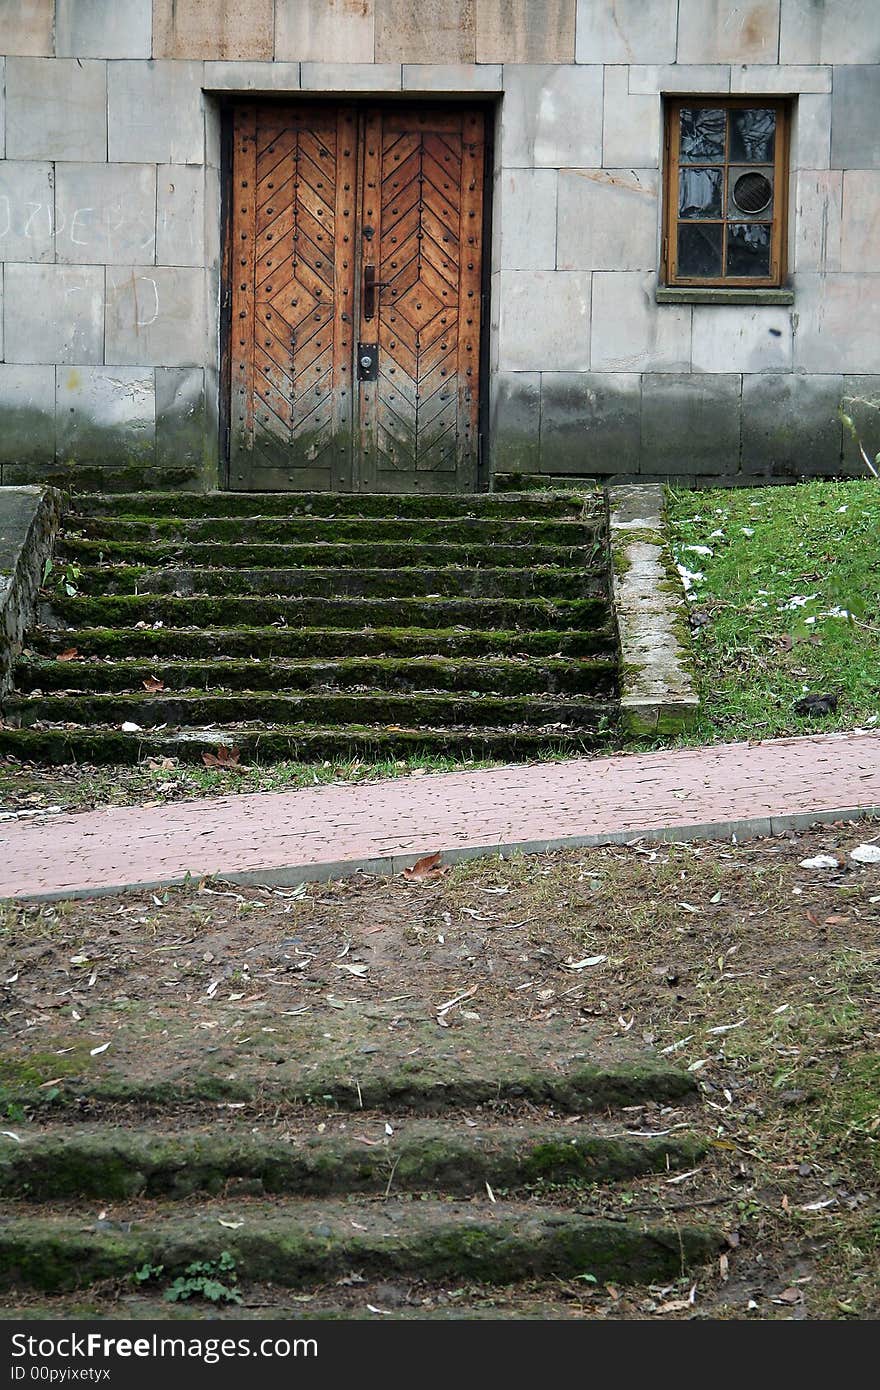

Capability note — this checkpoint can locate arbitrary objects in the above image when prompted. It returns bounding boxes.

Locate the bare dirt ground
[2,820,878,1319]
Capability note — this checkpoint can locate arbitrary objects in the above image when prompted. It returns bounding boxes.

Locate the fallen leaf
[142,676,165,692]
[562,955,607,971]
[89,1042,110,1056]
[218,1219,244,1229]
[1,1132,21,1143]
[57,648,79,662]
[121,721,143,733]
[202,745,242,770]
[799,854,840,870]
[403,851,446,881]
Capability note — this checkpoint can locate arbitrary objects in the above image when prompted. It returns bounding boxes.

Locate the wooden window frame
[662,96,790,290]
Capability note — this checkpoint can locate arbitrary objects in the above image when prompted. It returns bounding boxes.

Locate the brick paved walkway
[2,732,878,901]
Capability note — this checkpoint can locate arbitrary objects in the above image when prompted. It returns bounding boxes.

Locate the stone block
[153,0,273,60]
[0,161,54,262]
[377,1,475,63]
[0,364,55,467]
[494,168,557,270]
[793,273,880,373]
[677,1,780,64]
[490,370,541,473]
[794,170,842,272]
[841,374,880,474]
[591,272,691,373]
[477,0,576,63]
[641,373,742,473]
[105,266,207,368]
[4,265,104,366]
[56,0,152,58]
[540,372,641,474]
[204,165,222,270]
[402,64,503,90]
[497,271,591,371]
[0,0,53,56]
[156,165,206,267]
[730,63,831,92]
[841,171,880,272]
[499,65,602,167]
[741,372,843,475]
[108,61,205,165]
[155,367,208,474]
[831,67,880,169]
[792,93,831,168]
[203,62,302,91]
[56,366,155,466]
[5,58,107,161]
[276,0,375,63]
[692,305,793,373]
[0,59,5,158]
[602,66,661,168]
[628,64,731,94]
[55,163,157,265]
[575,0,677,63]
[780,0,880,65]
[300,63,402,91]
[556,169,659,272]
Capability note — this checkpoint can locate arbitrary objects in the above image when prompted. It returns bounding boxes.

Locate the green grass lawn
[667,479,880,742]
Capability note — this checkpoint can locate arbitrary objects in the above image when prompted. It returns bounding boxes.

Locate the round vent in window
[732,170,773,215]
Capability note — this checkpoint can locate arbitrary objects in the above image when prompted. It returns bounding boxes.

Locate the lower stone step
[0,1121,705,1202]
[0,1201,722,1294]
[6,690,617,732]
[0,719,618,764]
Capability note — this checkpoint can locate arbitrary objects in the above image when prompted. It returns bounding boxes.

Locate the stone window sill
[655,286,795,306]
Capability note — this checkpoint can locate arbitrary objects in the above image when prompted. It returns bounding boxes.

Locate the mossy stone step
[0,1122,706,1202]
[0,721,617,764]
[0,1201,721,1293]
[0,1013,697,1114]
[60,539,604,570]
[69,490,605,521]
[42,594,613,632]
[27,625,617,662]
[15,655,619,699]
[70,516,605,545]
[7,689,616,731]
[77,565,609,601]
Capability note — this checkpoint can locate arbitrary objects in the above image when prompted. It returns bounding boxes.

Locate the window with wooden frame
[662,98,790,288]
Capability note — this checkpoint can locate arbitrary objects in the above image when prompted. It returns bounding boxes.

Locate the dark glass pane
[730,108,775,162]
[726,222,772,277]
[680,108,726,162]
[677,222,723,277]
[679,166,723,218]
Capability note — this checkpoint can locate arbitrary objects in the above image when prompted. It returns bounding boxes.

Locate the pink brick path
[1,732,879,901]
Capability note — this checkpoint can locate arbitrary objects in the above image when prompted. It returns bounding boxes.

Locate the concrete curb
[7,804,878,904]
[608,484,700,736]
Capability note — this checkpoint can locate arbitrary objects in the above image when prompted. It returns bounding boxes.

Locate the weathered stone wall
[0,1,878,488]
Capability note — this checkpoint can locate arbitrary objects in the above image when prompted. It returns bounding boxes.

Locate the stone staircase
[0,1012,720,1316]
[0,490,620,764]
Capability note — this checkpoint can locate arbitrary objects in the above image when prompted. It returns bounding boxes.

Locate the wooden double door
[228,102,486,493]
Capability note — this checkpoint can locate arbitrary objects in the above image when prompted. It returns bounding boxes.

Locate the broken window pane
[679,167,724,218]
[730,108,775,163]
[726,222,772,276]
[679,108,726,162]
[678,222,723,277]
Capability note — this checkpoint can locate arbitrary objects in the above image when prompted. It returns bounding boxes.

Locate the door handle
[363,264,390,322]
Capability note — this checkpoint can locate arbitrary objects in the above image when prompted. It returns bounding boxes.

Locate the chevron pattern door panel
[229,103,485,493]
[230,104,358,492]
